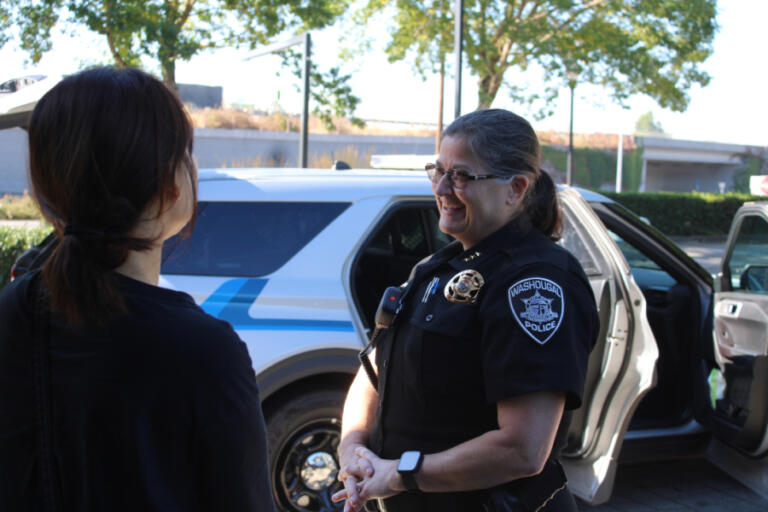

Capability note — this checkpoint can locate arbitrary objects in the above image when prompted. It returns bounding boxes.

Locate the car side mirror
[740,264,768,292]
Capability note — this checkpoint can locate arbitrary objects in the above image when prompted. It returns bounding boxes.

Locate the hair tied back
[63,225,107,238]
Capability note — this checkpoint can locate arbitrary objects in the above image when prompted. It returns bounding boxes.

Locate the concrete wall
[0,127,436,194]
[0,128,28,194]
[193,128,434,168]
[644,161,739,193]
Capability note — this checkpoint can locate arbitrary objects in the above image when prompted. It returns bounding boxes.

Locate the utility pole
[616,134,624,193]
[436,55,445,153]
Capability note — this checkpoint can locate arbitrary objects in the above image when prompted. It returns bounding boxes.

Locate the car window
[353,204,451,329]
[559,215,600,276]
[727,215,768,293]
[607,231,663,271]
[162,201,350,276]
[424,207,453,250]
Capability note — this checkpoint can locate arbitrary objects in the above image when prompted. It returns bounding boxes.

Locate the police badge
[507,277,564,344]
[444,269,484,304]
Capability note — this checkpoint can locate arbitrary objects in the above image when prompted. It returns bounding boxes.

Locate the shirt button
[425,314,433,322]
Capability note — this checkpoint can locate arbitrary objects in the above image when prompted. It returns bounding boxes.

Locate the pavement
[670,236,728,274]
[577,458,768,511]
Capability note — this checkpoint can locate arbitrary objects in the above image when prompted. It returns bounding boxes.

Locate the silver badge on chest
[444,269,485,304]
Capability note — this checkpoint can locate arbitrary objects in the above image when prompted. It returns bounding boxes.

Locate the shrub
[601,191,765,237]
[0,224,52,289]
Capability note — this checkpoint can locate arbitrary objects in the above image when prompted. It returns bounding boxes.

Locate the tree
[3,0,360,124]
[0,3,11,48]
[354,0,717,114]
[634,111,664,134]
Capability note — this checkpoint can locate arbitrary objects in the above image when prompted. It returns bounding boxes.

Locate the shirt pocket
[408,304,483,397]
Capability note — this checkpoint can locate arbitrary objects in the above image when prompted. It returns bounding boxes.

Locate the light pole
[566,71,578,186]
[245,33,312,168]
[454,0,464,120]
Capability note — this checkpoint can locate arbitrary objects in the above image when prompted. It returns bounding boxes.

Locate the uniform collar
[446,213,533,271]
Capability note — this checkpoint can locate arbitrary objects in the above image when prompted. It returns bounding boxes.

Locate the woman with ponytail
[336,109,599,512]
[0,67,273,511]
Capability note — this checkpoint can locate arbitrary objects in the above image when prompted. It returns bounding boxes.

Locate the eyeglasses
[425,163,506,189]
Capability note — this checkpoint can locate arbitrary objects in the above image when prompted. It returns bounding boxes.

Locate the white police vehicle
[159,168,768,510]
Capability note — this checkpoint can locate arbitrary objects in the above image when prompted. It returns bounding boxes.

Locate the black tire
[267,388,346,512]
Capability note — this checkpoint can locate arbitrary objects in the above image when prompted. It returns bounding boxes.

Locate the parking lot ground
[670,236,727,275]
[577,458,768,511]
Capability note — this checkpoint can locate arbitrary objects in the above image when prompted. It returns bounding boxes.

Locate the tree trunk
[160,53,177,92]
[476,70,504,110]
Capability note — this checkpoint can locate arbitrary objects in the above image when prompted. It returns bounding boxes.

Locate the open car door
[556,189,659,504]
[708,201,768,495]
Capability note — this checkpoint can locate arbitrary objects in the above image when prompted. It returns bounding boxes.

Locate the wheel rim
[274,418,344,512]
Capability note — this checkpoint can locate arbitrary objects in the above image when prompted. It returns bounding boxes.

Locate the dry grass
[186,106,438,136]
[537,130,637,150]
[228,145,372,169]
[0,192,42,220]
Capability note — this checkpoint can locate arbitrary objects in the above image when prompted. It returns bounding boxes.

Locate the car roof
[197,168,434,202]
[197,167,616,203]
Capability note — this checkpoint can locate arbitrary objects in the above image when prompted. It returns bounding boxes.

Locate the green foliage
[601,191,765,237]
[732,155,768,194]
[634,111,664,134]
[0,224,52,289]
[281,49,363,131]
[5,1,352,92]
[0,1,13,47]
[354,0,717,113]
[0,193,43,220]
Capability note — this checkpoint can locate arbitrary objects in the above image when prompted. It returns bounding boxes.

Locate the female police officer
[333,109,599,512]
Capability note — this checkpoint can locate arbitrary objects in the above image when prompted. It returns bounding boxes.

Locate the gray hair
[442,109,562,239]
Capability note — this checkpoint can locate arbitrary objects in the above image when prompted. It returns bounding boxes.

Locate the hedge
[0,225,52,289]
[600,191,766,237]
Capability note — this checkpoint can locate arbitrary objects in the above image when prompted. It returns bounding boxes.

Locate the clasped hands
[332,445,404,512]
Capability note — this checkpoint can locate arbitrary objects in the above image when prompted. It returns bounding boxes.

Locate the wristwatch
[397,450,424,491]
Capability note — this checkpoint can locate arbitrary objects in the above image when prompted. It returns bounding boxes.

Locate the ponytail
[526,170,562,241]
[41,230,154,325]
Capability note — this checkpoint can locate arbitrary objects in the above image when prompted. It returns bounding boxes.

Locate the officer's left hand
[332,446,404,509]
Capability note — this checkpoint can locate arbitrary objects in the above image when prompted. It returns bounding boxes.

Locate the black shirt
[0,272,274,511]
[370,215,599,511]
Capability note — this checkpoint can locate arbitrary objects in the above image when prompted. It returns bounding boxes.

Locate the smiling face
[433,135,529,249]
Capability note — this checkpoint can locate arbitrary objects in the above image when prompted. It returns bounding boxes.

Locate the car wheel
[267,388,346,512]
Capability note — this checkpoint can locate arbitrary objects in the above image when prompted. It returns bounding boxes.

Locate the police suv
[158,168,768,511]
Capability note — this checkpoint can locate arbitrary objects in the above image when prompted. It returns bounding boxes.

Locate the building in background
[637,137,767,193]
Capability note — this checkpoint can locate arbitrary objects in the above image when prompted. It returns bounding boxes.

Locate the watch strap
[401,469,420,491]
[397,451,423,491]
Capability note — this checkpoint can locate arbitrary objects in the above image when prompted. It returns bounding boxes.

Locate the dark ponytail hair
[442,109,562,240]
[28,66,195,325]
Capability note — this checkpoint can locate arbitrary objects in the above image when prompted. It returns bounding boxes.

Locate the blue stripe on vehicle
[200,278,254,317]
[201,278,355,332]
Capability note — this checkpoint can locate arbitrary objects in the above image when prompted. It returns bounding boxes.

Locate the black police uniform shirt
[0,271,274,512]
[369,214,600,511]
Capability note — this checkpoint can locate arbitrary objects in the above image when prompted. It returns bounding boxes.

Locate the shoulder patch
[507,277,564,345]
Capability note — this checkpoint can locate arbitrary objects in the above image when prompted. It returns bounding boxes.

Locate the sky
[1,1,766,146]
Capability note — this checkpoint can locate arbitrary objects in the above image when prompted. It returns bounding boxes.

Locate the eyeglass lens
[426,165,469,189]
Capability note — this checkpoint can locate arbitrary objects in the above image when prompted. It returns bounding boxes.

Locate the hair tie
[63,225,106,238]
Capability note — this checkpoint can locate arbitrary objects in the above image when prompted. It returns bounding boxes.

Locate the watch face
[399,451,421,471]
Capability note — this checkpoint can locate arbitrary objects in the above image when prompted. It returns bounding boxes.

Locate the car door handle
[725,302,741,316]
